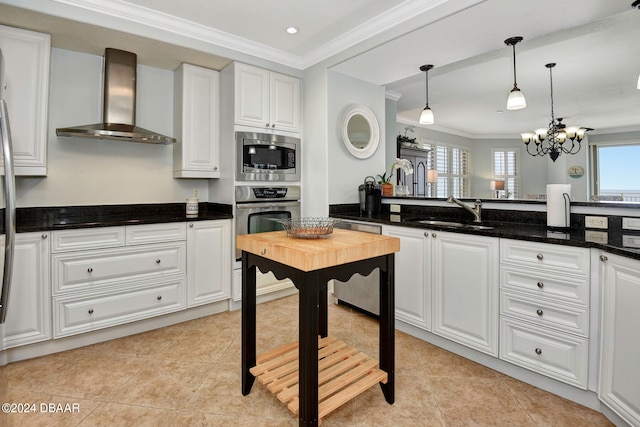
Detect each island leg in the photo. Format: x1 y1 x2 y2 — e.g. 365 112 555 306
297 272 320 425
241 252 257 396
379 254 395 404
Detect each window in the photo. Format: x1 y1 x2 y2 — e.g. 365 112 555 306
591 143 640 201
492 149 520 199
423 141 470 198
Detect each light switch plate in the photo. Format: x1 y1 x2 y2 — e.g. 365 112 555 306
622 217 640 230
585 216 608 229
585 230 608 244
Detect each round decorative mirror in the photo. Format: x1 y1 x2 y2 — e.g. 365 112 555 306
341 105 380 159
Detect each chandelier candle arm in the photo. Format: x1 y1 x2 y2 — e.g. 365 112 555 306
505 36 526 110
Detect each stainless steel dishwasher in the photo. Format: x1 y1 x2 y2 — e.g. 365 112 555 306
332 220 382 317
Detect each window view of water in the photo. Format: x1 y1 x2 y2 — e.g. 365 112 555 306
599 145 640 201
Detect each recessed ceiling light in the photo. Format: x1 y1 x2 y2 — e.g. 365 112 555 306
286 27 298 34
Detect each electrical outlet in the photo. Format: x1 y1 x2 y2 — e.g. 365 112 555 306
585 216 608 229
390 204 401 213
585 230 608 244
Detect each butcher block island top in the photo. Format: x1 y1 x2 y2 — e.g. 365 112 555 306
236 228 400 272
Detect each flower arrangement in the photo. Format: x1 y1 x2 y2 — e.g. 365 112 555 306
377 158 414 184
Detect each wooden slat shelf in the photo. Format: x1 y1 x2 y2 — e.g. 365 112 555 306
250 336 388 423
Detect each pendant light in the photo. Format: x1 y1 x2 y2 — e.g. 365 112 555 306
504 36 526 110
419 64 434 125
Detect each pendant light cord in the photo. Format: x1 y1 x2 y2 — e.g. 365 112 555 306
511 44 518 88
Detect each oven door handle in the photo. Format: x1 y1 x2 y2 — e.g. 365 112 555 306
235 201 300 209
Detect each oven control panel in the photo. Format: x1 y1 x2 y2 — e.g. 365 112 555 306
253 187 288 198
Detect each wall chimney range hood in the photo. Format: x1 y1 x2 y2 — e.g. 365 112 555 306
56 48 176 144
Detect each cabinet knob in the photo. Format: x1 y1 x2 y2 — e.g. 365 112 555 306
424 232 429 237
88 308 94 314
600 255 608 262
189 223 194 227
432 233 437 238
536 254 544 261
157 295 162 300
536 309 543 316
265 123 270 127
87 267 93 273
261 248 267 255
41 234 48 239
535 348 542 355
271 124 275 128
156 259 161 264
214 166 218 171
537 281 544 288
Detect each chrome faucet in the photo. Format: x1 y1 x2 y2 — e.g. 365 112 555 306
447 196 483 223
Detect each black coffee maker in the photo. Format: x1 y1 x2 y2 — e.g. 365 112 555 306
358 176 382 215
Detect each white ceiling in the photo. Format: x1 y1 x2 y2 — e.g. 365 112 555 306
1 0 639 138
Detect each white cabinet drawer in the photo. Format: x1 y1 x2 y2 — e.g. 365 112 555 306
500 291 588 337
500 316 588 389
500 239 589 276
501 265 589 305
125 222 186 245
52 242 186 294
53 277 186 338
51 227 126 252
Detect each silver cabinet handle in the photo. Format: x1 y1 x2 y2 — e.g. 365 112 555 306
214 166 218 171
157 295 162 300
261 248 267 255
42 234 48 239
536 254 544 260
265 123 270 127
424 232 429 237
271 124 275 128
88 308 94 314
432 233 437 238
156 259 161 264
87 267 93 273
537 281 544 288
189 223 194 227
600 255 608 262
536 309 543 316
535 348 542 355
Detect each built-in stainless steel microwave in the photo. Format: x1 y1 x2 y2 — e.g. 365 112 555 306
236 132 300 181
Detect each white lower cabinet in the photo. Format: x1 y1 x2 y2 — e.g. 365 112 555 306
383 225 499 355
186 220 231 307
51 222 189 338
431 231 499 356
499 239 590 389
383 225 430 330
598 252 640 426
2 232 51 348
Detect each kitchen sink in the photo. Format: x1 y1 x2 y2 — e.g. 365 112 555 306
414 219 495 230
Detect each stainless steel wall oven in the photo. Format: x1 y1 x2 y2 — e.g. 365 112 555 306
235 185 300 259
236 131 300 182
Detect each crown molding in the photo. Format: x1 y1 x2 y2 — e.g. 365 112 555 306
44 0 470 71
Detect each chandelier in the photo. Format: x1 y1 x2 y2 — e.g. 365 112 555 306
519 63 592 162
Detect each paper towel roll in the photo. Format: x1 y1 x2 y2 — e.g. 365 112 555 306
547 184 571 228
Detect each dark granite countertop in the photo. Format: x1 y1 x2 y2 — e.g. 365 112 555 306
6 203 233 233
330 205 640 261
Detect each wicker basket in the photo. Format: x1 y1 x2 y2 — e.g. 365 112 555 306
275 217 341 239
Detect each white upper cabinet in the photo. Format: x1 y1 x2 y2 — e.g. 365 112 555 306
173 63 220 178
0 25 50 176
234 63 300 133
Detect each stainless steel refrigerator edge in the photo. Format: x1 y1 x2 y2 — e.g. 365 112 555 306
0 47 18 353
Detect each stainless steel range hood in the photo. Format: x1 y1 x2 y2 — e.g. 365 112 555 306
56 48 176 144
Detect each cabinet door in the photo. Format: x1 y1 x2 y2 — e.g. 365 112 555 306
173 63 220 178
432 231 499 356
234 63 270 128
599 252 640 426
270 72 300 132
3 232 51 348
383 225 430 330
0 25 50 176
186 220 231 307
